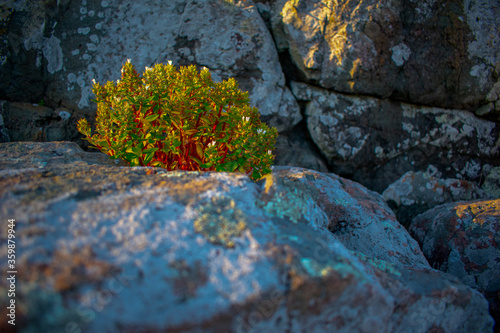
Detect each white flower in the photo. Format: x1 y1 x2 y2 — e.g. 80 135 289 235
168 60 172 65
126 58 131 63
257 129 266 134
145 85 150 90
145 66 152 71
202 66 208 71
91 78 96 85
242 116 250 122
117 79 120 84
207 141 216 148
267 150 272 155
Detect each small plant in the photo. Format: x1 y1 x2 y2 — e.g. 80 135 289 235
77 59 277 180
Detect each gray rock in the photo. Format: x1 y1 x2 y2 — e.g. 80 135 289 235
267 0 500 109
409 199 500 330
1 0 301 133
383 170 492 228
291 81 500 192
273 123 329 173
0 100 79 143
0 141 494 332
482 166 500 198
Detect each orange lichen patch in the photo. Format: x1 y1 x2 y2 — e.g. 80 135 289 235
22 245 117 292
454 199 500 225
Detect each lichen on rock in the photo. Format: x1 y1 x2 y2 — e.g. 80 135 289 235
193 195 247 248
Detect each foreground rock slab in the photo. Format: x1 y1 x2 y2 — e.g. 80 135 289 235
0 142 493 332
409 199 500 330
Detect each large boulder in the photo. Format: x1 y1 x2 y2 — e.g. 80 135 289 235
0 0 301 133
409 199 500 331
382 170 492 228
266 0 500 110
0 141 494 332
291 81 500 192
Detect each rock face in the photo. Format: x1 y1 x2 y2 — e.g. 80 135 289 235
266 0 500 110
1 0 499 221
409 199 500 330
291 81 500 192
1 0 301 133
383 170 492 228
0 100 76 142
0 141 494 332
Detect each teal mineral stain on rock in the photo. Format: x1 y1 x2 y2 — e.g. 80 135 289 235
258 173 318 224
193 196 246 248
352 251 402 277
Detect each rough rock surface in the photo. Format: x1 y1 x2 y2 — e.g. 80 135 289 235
409 199 500 330
273 122 329 173
291 81 500 192
0 100 77 143
383 170 492 228
0 0 301 132
0 141 494 332
266 0 500 110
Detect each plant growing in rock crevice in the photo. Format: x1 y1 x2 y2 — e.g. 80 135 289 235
77 59 277 180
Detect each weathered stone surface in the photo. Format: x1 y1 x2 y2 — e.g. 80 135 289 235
383 170 492 228
0 100 80 143
409 199 500 330
0 0 301 133
482 166 500 199
0 141 494 332
273 122 329 173
291 81 500 192
267 0 500 110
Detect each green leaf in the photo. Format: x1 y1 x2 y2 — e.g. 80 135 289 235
143 147 159 154
200 162 213 168
143 152 156 165
144 114 160 122
172 139 182 148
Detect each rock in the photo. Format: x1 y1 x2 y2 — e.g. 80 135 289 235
483 166 500 199
291 81 500 192
273 122 329 173
0 108 10 143
1 0 301 133
383 170 491 228
267 0 500 109
409 199 500 331
0 141 494 332
0 100 80 143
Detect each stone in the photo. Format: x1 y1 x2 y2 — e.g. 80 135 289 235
383 170 491 228
0 141 494 332
482 166 500 199
409 199 500 330
1 0 301 133
273 122 329 173
291 81 500 192
0 100 79 143
0 110 10 143
267 0 500 109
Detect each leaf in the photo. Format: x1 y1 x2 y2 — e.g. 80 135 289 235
144 114 160 122
143 147 159 154
195 143 204 159
143 152 156 165
172 139 182 148
200 162 213 168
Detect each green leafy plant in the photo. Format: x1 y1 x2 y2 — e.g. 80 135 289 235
77 59 277 180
